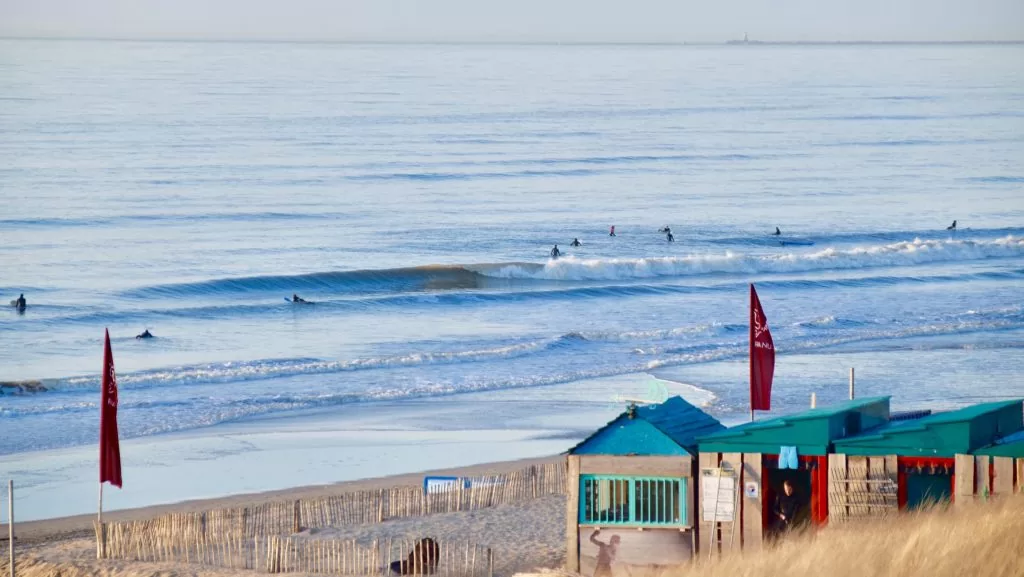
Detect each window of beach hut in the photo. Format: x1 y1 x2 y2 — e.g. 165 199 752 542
580 475 689 527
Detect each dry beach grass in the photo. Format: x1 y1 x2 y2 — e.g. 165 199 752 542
674 496 1024 577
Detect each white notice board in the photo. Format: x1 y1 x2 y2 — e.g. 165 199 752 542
700 469 736 523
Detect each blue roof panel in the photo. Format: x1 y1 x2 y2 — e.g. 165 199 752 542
568 395 724 456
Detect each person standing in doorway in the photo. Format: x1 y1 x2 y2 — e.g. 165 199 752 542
773 479 801 532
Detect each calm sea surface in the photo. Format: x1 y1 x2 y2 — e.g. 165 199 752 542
1 40 1023 455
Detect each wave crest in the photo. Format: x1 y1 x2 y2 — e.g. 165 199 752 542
482 236 1023 281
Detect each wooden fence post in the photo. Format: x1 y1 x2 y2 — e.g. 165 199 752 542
8 480 14 577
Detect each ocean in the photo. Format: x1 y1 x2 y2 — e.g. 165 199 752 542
1 39 1023 520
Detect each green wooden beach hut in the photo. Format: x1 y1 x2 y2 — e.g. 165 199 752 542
694 396 892 554
832 399 1024 516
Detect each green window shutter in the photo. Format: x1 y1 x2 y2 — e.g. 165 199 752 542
579 475 688 527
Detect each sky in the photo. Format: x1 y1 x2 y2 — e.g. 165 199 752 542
1 0 1022 43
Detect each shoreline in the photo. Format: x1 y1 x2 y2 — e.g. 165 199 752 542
5 454 563 544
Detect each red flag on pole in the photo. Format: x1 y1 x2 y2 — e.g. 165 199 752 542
750 284 775 413
100 328 122 488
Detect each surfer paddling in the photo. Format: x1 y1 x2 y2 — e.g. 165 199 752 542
570 238 582 247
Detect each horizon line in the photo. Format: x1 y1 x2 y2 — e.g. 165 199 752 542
2 35 1024 46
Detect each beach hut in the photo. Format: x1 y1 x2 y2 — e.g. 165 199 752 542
695 396 891 554
969 429 1024 499
564 396 725 577
832 399 1024 517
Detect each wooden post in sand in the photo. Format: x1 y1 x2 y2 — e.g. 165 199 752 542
7 480 13 577
849 367 855 400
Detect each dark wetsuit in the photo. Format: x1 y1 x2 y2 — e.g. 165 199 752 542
773 492 801 531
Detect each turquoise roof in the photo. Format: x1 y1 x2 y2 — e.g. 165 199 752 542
569 396 725 456
696 396 891 456
835 400 1023 457
974 430 1024 458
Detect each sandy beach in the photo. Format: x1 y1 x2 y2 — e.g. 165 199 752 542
4 455 567 577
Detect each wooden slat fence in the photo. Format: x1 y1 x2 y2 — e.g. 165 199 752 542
97 520 492 577
95 462 562 572
828 454 898 522
214 462 565 537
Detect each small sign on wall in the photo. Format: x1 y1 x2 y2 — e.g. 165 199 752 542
744 481 759 499
700 469 736 523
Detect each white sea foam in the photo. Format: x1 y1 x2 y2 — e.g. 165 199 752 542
479 236 1024 281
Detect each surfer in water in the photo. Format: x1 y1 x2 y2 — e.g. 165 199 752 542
136 329 154 339
570 238 582 247
12 293 26 310
659 226 674 242
292 294 307 303
774 227 781 236
947 220 957 231
609 225 616 237
550 245 561 259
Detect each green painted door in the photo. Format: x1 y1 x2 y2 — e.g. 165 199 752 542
906 473 952 510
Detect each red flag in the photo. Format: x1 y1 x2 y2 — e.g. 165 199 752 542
750 284 775 412
100 329 122 488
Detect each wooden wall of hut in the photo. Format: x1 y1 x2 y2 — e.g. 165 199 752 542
564 454 695 573
697 452 763 558
954 454 1024 504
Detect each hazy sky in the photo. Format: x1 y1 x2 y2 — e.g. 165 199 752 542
1 0 1022 43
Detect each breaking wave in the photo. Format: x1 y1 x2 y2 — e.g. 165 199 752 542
118 236 1024 300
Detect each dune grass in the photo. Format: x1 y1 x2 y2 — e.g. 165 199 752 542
676 496 1024 577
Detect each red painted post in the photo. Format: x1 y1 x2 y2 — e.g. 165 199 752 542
897 466 908 509
816 456 829 525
